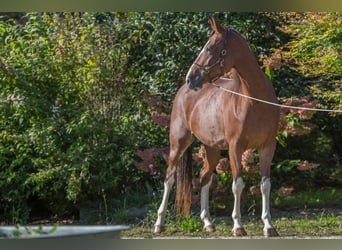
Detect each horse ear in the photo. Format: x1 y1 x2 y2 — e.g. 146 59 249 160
208 17 225 34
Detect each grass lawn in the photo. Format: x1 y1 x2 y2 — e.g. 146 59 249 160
122 211 342 238
121 188 342 238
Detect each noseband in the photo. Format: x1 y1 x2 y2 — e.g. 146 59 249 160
193 28 231 82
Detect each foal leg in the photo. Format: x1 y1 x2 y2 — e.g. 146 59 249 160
259 141 279 237
199 146 220 232
230 142 248 236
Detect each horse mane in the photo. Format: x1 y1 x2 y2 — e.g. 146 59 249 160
229 29 258 60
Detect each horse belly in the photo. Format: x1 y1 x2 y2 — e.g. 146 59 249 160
189 106 229 150
196 130 229 149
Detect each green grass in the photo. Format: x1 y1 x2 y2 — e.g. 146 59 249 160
121 188 342 238
122 212 342 238
273 188 342 209
274 212 342 237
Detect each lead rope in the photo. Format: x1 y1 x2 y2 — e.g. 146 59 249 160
210 81 342 113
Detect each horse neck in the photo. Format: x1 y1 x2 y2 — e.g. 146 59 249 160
229 31 268 96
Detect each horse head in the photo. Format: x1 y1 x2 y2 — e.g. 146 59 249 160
186 17 233 90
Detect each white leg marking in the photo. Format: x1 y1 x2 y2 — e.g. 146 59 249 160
232 177 245 231
154 169 175 232
200 177 213 229
260 178 274 231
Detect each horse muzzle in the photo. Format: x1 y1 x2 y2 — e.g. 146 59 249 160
186 70 203 91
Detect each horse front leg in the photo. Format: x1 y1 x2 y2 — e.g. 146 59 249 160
259 142 279 237
231 177 248 236
230 142 248 236
260 177 278 236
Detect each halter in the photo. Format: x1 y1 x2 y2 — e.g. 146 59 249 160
193 28 232 83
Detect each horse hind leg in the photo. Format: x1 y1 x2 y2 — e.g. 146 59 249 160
259 141 279 237
154 134 193 233
199 146 220 232
154 165 176 233
154 150 182 233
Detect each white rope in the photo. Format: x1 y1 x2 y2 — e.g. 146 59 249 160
211 82 342 113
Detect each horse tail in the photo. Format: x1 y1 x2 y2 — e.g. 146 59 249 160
175 144 193 217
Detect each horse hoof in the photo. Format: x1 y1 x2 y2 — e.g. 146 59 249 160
204 224 216 233
232 227 248 236
154 225 166 233
264 228 279 237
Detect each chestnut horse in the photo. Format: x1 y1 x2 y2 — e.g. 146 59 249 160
154 17 280 237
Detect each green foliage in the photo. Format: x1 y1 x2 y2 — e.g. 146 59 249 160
287 13 341 77
0 12 149 222
274 188 342 209
176 215 203 233
271 13 341 192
